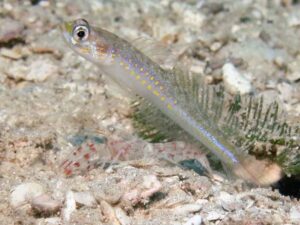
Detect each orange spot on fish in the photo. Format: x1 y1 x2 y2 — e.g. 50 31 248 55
88 143 96 152
64 168 73 176
74 162 80 167
95 43 109 53
84 153 90 160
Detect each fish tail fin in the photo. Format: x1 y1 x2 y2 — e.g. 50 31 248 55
233 156 283 186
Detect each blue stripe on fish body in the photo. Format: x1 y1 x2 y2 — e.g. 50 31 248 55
117 49 239 165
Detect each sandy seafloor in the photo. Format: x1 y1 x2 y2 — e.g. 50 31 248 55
0 0 300 224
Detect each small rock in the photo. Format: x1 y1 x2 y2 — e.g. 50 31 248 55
287 60 300 81
39 0 50 7
100 200 119 224
7 59 58 82
157 187 193 208
42 217 62 225
174 204 202 215
290 206 300 221
273 56 285 69
209 58 225 70
171 2 205 28
217 191 240 211
62 191 76 221
26 59 58 81
141 175 162 195
190 59 205 74
210 42 223 52
288 15 300 27
122 175 162 206
10 182 45 208
3 3 13 11
184 215 202 225
206 210 225 221
0 48 22 59
73 191 97 207
259 30 271 44
277 82 294 102
204 75 214 84
206 3 224 14
31 194 61 214
0 18 24 44
222 63 253 95
229 57 245 68
30 46 62 59
114 207 132 225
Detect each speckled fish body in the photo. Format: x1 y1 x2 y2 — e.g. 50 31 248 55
60 134 211 177
61 19 283 185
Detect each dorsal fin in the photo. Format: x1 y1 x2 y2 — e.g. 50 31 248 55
131 37 177 69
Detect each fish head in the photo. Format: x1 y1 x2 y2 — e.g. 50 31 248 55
61 19 114 65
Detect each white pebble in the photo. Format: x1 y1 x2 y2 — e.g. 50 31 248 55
10 182 45 208
115 207 132 225
62 191 76 221
288 15 300 27
222 63 253 95
171 2 205 28
217 191 239 211
43 217 62 225
31 194 61 213
73 191 97 207
218 191 234 202
290 206 300 221
206 211 225 221
142 175 161 190
174 204 202 215
210 42 223 52
184 215 202 225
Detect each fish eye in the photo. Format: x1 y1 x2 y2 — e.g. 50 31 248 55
73 25 89 42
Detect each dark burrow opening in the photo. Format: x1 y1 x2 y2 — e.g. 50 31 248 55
273 175 300 199
180 159 300 199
